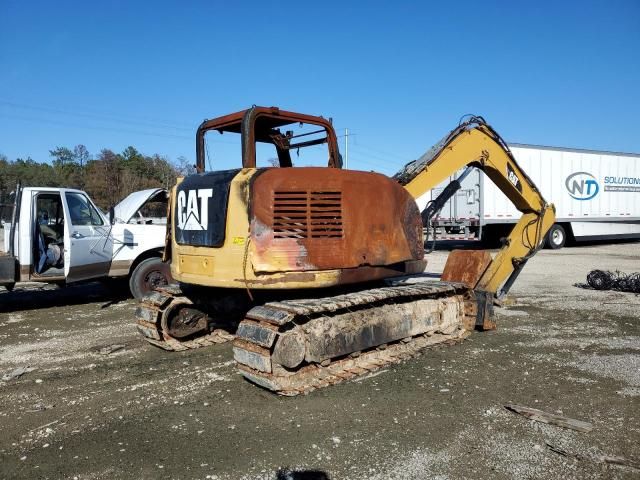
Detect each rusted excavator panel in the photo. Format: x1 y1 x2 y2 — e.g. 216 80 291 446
250 168 423 273
441 250 492 288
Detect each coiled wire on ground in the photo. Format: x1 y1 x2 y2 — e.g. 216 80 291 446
585 270 640 293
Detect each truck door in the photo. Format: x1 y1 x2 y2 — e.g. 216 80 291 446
62 191 114 283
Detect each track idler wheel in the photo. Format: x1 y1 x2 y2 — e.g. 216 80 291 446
271 329 306 369
161 298 209 339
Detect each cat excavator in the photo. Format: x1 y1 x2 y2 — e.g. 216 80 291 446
135 106 555 395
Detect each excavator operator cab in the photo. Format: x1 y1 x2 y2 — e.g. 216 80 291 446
195 106 343 172
169 105 425 292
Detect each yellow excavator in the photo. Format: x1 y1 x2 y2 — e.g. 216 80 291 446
136 106 555 395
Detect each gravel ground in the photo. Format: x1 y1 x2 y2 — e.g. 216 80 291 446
0 242 639 479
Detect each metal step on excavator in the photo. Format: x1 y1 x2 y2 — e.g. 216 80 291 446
135 106 555 395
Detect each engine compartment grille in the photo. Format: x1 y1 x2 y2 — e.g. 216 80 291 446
272 191 343 239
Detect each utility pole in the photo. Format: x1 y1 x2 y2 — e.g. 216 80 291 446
344 128 349 169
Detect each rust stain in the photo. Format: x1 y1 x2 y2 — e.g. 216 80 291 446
463 289 496 331
234 271 317 286
250 168 423 274
250 218 317 272
441 250 492 288
337 260 427 285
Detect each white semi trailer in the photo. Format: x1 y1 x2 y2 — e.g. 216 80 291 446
417 143 640 249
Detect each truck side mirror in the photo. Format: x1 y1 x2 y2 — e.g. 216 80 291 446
108 206 115 225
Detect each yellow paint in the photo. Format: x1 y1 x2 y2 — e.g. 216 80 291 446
179 255 214 275
402 126 556 294
171 169 253 287
170 169 347 289
477 206 555 293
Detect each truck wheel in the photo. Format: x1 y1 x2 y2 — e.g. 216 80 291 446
129 257 172 301
546 224 566 250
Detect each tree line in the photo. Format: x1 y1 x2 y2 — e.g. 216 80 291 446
0 145 196 212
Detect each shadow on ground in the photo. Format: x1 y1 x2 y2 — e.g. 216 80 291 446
276 469 331 480
0 281 130 312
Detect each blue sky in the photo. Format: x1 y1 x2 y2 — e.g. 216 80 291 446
1 1 638 175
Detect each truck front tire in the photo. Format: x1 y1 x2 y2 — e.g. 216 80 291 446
129 257 172 300
545 224 566 250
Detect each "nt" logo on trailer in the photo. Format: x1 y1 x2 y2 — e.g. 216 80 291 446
565 172 599 200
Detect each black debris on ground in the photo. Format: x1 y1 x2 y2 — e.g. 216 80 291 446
575 270 640 293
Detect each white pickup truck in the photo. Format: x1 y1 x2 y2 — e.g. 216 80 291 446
0 186 172 299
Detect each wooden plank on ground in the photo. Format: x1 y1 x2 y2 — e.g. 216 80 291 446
504 404 593 432
546 443 640 471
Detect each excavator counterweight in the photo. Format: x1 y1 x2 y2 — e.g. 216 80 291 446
135 106 555 394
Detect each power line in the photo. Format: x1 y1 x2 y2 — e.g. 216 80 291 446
301 141 390 172
0 99 194 132
348 145 408 167
0 112 194 140
344 150 396 173
0 109 409 175
356 135 408 157
352 135 413 163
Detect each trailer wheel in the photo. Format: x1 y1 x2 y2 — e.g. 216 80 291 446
546 224 566 250
129 257 172 301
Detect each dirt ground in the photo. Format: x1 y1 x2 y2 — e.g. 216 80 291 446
0 242 639 479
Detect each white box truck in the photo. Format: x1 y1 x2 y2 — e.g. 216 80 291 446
0 186 172 298
417 144 640 249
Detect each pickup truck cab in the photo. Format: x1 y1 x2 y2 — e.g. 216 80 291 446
0 186 171 299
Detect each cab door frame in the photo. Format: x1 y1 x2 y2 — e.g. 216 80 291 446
29 189 66 281
61 189 114 283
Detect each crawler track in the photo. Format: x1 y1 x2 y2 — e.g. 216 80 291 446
233 281 475 395
237 327 469 396
135 284 235 352
136 281 480 394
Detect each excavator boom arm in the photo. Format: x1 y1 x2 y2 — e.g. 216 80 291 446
395 117 556 296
